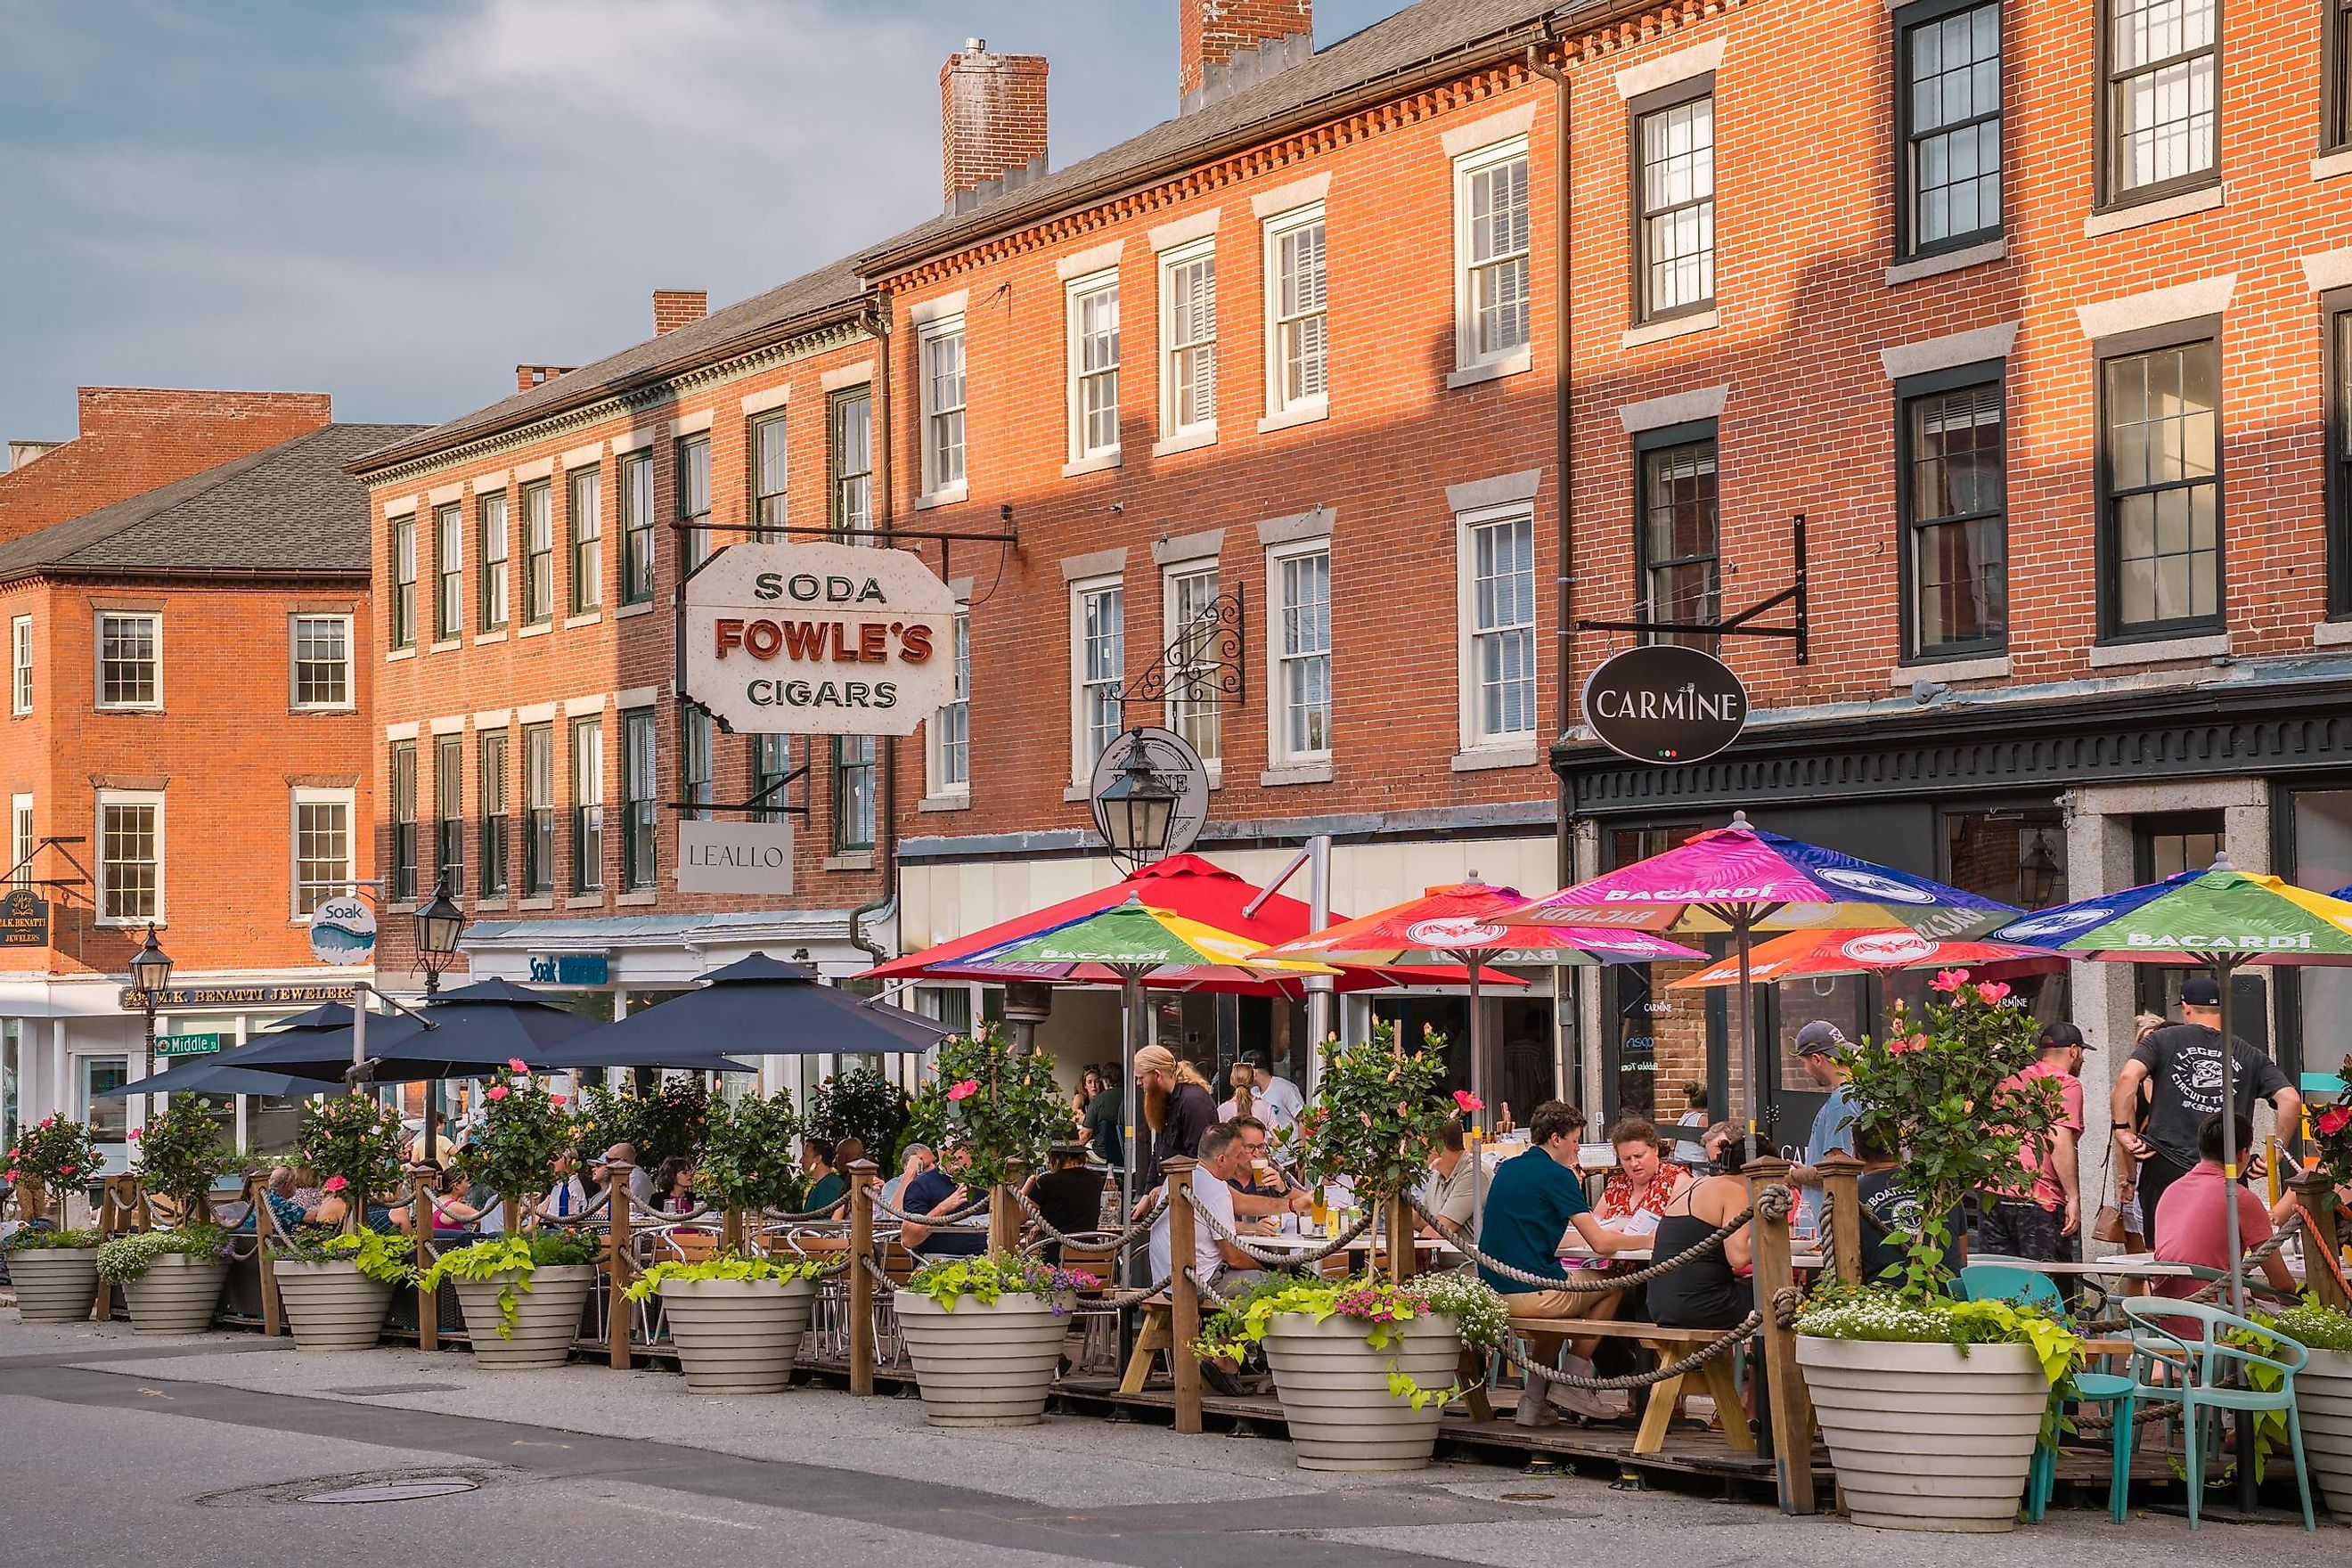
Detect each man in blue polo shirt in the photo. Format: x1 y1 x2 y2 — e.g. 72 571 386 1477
1480 1099 1642 1426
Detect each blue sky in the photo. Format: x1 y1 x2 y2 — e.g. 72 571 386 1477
0 1 1415 451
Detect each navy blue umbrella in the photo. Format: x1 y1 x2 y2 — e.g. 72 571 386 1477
100 1059 318 1100
568 953 949 1064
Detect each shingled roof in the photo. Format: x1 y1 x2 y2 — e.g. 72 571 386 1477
0 422 422 583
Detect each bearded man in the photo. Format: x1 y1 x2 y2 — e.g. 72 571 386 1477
1132 1042 1218 1218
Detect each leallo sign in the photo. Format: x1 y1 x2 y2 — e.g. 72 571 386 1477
1580 644 1749 764
683 541 957 736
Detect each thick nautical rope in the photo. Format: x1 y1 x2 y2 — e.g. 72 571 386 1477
1065 1276 1174 1314
1407 1188 1767 1292
1505 1309 1766 1391
1011 1181 1167 1251
1194 1201 1373 1267
867 1188 991 1229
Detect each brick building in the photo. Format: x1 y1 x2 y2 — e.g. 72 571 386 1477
0 411 413 1169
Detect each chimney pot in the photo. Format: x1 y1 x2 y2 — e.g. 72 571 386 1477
1180 0 1312 114
653 290 708 335
939 42 1049 214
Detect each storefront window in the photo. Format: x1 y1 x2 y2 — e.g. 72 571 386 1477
2134 811 2225 1020
0 1018 19 1155
2290 789 2352 1078
1942 804 2070 1027
80 1057 128 1155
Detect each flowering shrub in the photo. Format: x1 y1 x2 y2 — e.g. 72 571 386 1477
1288 1019 1459 1199
457 1066 575 1206
295 1094 406 1202
902 1250 1091 1311
912 1026 1068 1188
134 1095 231 1216
6 1115 99 1206
95 1223 230 1283
697 1090 804 1213
2258 1298 2352 1356
2308 1056 2352 1189
573 1074 707 1171
1193 1270 1503 1409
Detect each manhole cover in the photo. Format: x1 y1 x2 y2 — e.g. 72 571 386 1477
301 1477 479 1505
1499 1491 1558 1501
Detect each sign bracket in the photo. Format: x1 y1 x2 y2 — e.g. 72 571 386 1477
1118 584 1247 710
666 761 811 820
1577 514 1810 665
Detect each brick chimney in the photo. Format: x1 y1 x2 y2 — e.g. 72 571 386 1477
939 38 1049 216
653 290 708 335
515 364 576 393
1180 0 1312 115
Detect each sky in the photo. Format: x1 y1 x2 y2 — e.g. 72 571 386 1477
0 0 1417 452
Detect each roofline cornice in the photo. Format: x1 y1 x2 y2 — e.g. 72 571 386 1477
0 566 370 591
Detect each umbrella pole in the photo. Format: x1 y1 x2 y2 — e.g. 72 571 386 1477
1733 911 1760 1139
1468 950 1489 1243
2213 954 2258 1516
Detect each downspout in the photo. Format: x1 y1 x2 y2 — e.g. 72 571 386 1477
849 293 898 969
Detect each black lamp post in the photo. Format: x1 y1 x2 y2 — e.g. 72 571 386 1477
129 922 173 1132
1095 731 1180 871
412 878 467 997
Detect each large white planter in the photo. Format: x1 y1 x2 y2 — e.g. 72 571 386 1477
894 1290 1067 1426
659 1276 819 1393
1797 1334 2047 1532
275 1259 393 1352
1262 1311 1463 1471
452 1264 595 1369
2303 1346 2352 1516
121 1252 227 1335
8 1248 97 1324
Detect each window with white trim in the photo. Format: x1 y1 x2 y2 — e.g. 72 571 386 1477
677 434 712 571
1633 83 1716 322
291 788 353 918
433 502 462 639
1265 206 1328 417
1066 271 1122 461
1455 139 1531 368
832 735 876 853
10 615 29 715
619 451 655 603
572 715 603 893
523 721 554 895
919 317 968 498
623 708 657 889
521 479 554 625
96 789 160 923
478 491 510 632
390 512 417 649
1163 562 1221 764
1071 576 1125 780
1159 240 1218 440
10 794 31 888
95 611 159 710
930 608 970 796
289 614 352 710
568 466 601 614
1270 543 1332 763
1460 507 1538 747
751 413 788 532
681 704 713 821
388 739 417 902
829 390 874 540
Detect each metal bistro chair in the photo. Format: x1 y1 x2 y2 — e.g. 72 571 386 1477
1956 1262 2134 1523
2111 1297 2316 1531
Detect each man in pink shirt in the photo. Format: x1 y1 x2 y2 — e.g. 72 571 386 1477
1979 1023 2087 1263
2152 1113 2297 1301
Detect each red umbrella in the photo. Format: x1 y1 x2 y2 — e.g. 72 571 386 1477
1667 928 2065 990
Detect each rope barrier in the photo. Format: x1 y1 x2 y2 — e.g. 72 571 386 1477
867 1188 990 1230
1505 1310 1765 1392
1194 1202 1373 1268
1405 1188 1765 1293
1065 1277 1173 1314
1011 1183 1166 1252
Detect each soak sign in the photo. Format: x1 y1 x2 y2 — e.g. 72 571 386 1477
683 541 958 737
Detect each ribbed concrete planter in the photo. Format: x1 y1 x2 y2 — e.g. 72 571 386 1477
452 1264 594 1369
1262 1311 1462 1471
1797 1335 2046 1532
659 1276 819 1393
2303 1347 2352 1516
894 1290 1067 1427
8 1248 97 1323
275 1259 393 1352
122 1252 227 1335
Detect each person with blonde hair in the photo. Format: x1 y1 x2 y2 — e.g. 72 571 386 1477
1131 1043 1216 1215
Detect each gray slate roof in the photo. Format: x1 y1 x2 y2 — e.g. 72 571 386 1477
0 422 423 582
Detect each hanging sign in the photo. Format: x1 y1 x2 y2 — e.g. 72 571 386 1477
675 819 796 895
1580 644 1749 764
307 894 377 964
0 887 49 946
682 541 957 736
527 952 609 986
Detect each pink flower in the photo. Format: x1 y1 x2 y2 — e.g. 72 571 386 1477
130 1128 143 1140
2318 1106 2352 1136
1931 968 1970 992
1889 1034 1926 1056
1453 1090 1484 1113
59 1165 75 1176
1976 981 2011 1004
945 1079 979 1102
507 1058 528 1074
4 1170 17 1182
323 1175 347 1193
550 1094 567 1107
486 1084 509 1101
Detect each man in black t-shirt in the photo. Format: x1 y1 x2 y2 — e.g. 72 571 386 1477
1024 1143 1107 1265
1132 1043 1216 1216
2110 976 2300 1224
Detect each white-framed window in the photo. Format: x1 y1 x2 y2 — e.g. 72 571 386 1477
1163 560 1221 765
95 788 162 924
94 611 160 710
1264 204 1329 421
919 316 968 499
10 615 29 715
1066 270 1123 462
1455 137 1531 370
288 613 353 710
1270 542 1332 764
290 787 353 919
568 465 602 613
1635 86 1717 322
1070 576 1125 781
11 794 33 887
1458 505 1539 747
929 608 971 796
1159 239 1218 441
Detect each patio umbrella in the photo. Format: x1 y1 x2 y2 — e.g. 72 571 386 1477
1668 928 2066 990
571 953 946 1064
1501 812 2020 1135
102 1060 319 1100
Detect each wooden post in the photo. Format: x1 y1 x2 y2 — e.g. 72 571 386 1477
411 1165 438 1352
248 1171 283 1338
847 1159 877 1396
989 1165 1024 1257
1166 1156 1203 1434
1816 1152 1865 1287
2293 1170 2347 1311
605 1164 634 1368
1384 1188 1416 1284
1744 1156 1817 1516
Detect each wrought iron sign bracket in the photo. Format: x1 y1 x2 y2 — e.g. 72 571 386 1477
666 762 810 820
1118 584 1247 710
1578 513 1810 665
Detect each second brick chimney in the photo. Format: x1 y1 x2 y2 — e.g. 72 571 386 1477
1180 0 1312 114
653 290 708 335
939 38 1049 216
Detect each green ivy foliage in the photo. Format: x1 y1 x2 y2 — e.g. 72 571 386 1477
278 1226 416 1286
902 1251 1089 1311
621 1253 828 1304
421 1230 600 1338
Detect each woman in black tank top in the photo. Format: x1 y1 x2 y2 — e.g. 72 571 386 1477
1646 1127 1758 1331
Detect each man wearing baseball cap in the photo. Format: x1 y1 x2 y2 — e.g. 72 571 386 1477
1788 1019 1857 1232
1979 1023 2089 1264
2111 976 2301 1226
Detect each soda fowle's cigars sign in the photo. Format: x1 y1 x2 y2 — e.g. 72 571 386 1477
683 541 958 736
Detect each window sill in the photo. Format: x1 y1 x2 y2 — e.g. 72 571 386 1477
919 792 972 813
387 901 416 916
384 648 416 664
2315 148 2352 184
1257 403 1329 436
914 482 968 511
517 622 552 640
472 631 508 646
564 611 601 630
1260 761 1334 787
476 898 510 913
824 852 876 872
290 703 357 715
95 917 165 929
1061 451 1123 479
1446 347 1533 389
2313 619 2352 648
1063 783 1094 804
1887 654 2010 686
1885 237 2006 287
94 703 162 715
615 600 657 621
564 894 605 910
429 640 461 655
1150 426 1220 459
2084 183 2224 237
616 889 659 906
517 896 555 911
1622 308 1719 349
1450 743 1540 772
2086 631 2230 668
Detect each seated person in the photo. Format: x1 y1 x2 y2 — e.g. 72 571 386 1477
1593 1118 1691 1233
800 1139 847 1219
1146 1123 1276 1393
538 1150 591 1221
237 1166 313 1235
1855 1126 1964 1284
898 1147 984 1257
1024 1141 1107 1265
653 1156 698 1215
2152 1112 2298 1302
1419 1123 1476 1237
1224 1115 1311 1222
1648 1123 1759 1330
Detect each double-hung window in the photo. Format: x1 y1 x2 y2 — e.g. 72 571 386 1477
1271 543 1332 764
433 502 462 640
1632 80 1716 323
929 610 970 796
751 412 789 532
1163 562 1221 765
832 736 876 853
95 611 159 710
919 318 968 498
433 735 463 895
2098 0 2218 206
292 788 353 919
2331 0 2352 152
571 716 603 893
520 480 553 625
290 614 352 710
390 512 417 650
1066 272 1122 464
622 709 657 888
11 615 31 715
523 722 554 895
478 490 510 632
1456 139 1531 371
1636 423 1721 651
2331 293 2352 616
96 790 161 924
681 705 713 821
677 434 711 572
568 466 601 614
388 740 418 903
1072 577 1125 779
1461 508 1537 748
1896 0 2003 257
1159 241 1218 442
619 450 655 604
2099 323 2222 636
829 390 873 540
751 732 793 823
11 796 31 888
1265 207 1328 420
478 729 510 898
1898 366 2008 657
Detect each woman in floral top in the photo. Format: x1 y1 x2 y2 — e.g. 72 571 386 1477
1595 1118 1692 1226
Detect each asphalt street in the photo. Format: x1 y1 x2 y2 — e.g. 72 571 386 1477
0 1317 2334 1567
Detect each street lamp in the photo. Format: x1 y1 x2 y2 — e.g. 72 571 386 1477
412 878 467 996
1095 731 1179 870
2018 830 2062 911
129 922 173 1135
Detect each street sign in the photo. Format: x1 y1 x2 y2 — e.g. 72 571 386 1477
675 818 795 894
1088 726 1210 862
682 541 958 736
0 886 49 946
155 1033 225 1059
1580 643 1749 764
307 894 377 964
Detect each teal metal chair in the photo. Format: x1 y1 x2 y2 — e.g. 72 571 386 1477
1956 1262 2133 1521
2112 1298 2315 1530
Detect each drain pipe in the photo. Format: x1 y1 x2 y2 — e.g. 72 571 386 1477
849 294 898 969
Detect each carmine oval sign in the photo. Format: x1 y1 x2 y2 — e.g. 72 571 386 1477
1580 644 1748 765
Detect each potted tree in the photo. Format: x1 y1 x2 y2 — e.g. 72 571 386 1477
893 1026 1079 1426
630 1091 823 1393
4 1115 101 1321
2286 1072 2352 1511
112 1095 233 1333
1793 971 2078 1533
274 1094 409 1351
